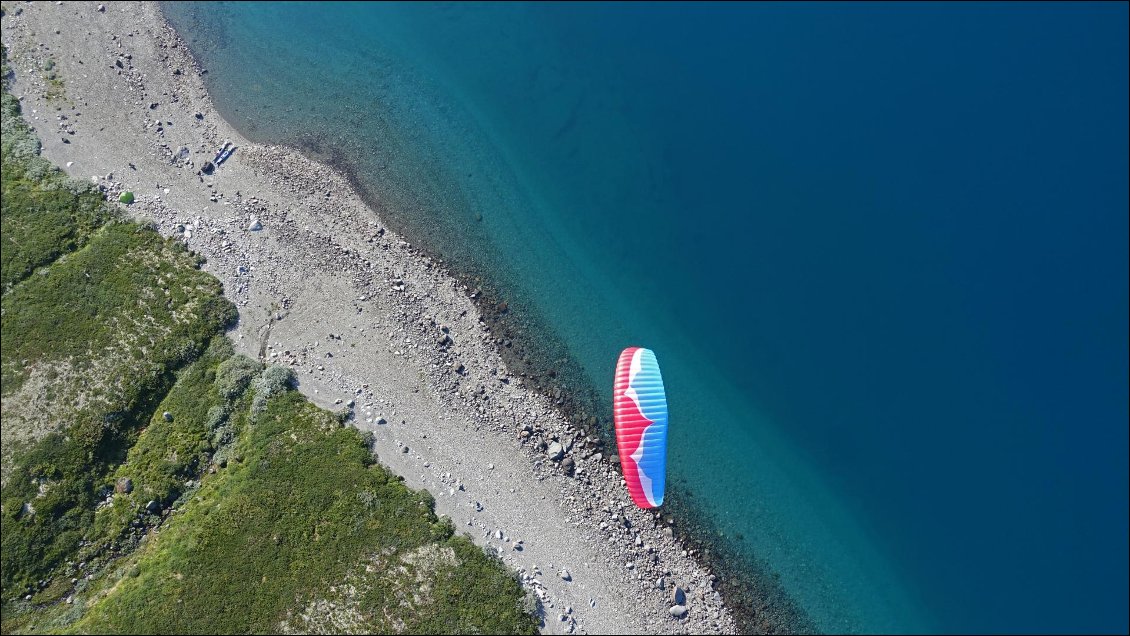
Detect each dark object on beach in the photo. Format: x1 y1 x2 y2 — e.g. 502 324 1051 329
201 161 214 175
212 141 232 164
216 144 237 166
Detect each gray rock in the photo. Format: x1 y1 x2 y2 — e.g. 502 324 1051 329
559 568 571 582
547 442 564 461
669 605 687 618
145 500 161 514
115 477 133 494
163 411 173 422
561 456 576 475
673 586 686 605
248 219 263 231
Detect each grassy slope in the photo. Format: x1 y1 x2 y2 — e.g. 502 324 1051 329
0 47 107 292
75 385 534 635
0 47 536 634
0 67 239 608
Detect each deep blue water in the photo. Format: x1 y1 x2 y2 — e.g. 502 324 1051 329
162 3 1129 633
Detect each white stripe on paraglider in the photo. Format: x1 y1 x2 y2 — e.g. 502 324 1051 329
625 347 644 415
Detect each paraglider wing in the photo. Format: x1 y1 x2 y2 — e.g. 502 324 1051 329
613 347 668 508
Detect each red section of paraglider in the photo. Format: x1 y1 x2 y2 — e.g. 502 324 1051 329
614 346 655 508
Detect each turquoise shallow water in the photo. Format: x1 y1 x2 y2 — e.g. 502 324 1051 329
163 3 1129 633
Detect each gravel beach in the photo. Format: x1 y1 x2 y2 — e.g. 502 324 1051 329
1 2 735 633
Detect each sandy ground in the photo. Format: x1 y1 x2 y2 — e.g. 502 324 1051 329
1 2 734 634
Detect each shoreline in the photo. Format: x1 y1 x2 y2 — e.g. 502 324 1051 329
2 2 796 633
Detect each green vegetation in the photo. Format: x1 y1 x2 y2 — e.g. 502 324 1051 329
0 220 235 393
42 56 65 104
1 56 235 606
1 90 110 290
0 47 536 634
74 388 534 634
118 191 133 205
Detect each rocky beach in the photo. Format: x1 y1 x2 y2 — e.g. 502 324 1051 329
1 2 736 633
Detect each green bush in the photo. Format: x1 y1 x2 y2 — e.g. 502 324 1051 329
215 354 260 399
250 365 295 414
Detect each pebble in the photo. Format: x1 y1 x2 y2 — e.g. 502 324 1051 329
669 605 687 618
547 441 564 461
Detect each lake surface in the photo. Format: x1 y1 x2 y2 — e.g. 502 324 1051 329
162 3 1129 632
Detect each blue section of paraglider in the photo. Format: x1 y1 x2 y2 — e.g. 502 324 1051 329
629 349 668 506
